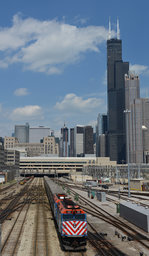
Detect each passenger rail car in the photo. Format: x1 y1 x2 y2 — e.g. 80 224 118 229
44 176 87 250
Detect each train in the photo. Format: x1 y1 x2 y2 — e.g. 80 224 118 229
44 176 87 250
19 176 34 185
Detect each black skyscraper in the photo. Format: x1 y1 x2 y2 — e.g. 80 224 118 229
84 126 94 154
107 20 129 163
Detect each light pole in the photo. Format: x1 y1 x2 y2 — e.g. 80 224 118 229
124 109 131 198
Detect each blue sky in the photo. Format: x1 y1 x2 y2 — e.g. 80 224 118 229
0 0 149 137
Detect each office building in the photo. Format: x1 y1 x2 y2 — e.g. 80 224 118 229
70 128 74 157
74 125 84 157
141 98 149 163
130 99 143 163
125 73 149 163
71 125 95 157
125 74 142 163
14 123 29 143
99 134 107 157
43 136 59 155
29 126 51 143
0 143 5 169
0 137 4 146
4 137 19 149
125 73 140 108
0 141 20 171
84 126 94 154
96 114 108 157
59 124 69 157
107 19 129 163
4 136 59 157
5 149 20 169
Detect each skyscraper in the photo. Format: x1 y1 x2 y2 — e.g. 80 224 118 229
125 74 142 163
74 125 84 157
96 114 107 157
107 19 129 163
60 124 69 157
70 128 74 157
142 98 149 162
29 126 51 143
14 123 29 143
84 126 94 154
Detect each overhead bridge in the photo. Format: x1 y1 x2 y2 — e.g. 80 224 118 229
19 156 97 176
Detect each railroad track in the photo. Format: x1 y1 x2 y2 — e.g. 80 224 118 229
75 191 149 251
1 192 32 256
57 180 149 255
88 223 126 256
57 180 149 207
0 178 37 255
0 178 34 212
0 182 17 193
0 184 30 223
107 190 149 201
32 178 50 256
106 194 149 208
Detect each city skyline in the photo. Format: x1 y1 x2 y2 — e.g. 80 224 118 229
0 0 149 137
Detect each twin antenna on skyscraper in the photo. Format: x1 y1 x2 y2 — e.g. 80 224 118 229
108 17 120 40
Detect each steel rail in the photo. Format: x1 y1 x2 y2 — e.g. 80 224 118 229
1 189 32 255
57 181 149 252
33 178 49 256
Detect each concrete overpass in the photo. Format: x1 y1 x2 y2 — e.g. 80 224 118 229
19 156 116 177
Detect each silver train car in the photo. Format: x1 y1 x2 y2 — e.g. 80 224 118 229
44 176 87 250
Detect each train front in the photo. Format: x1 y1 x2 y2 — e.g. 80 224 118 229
61 199 87 250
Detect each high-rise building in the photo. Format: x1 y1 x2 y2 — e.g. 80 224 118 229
124 74 149 163
74 125 84 157
107 19 129 163
14 123 29 143
140 98 149 163
130 99 143 163
60 124 69 157
0 137 4 146
70 128 74 157
125 73 140 108
84 126 94 154
0 143 5 169
125 74 142 163
96 114 108 157
29 126 51 143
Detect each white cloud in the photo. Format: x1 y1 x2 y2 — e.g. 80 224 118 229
0 14 109 74
47 67 62 75
130 64 149 75
14 88 29 96
10 105 42 120
55 93 104 113
73 16 89 25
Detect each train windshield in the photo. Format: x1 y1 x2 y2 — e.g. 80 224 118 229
63 214 86 221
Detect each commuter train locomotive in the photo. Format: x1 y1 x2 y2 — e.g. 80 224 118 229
44 176 87 250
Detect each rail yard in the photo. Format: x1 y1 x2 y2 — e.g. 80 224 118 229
0 176 149 255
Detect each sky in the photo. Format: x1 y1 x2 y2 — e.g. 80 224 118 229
0 0 149 137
